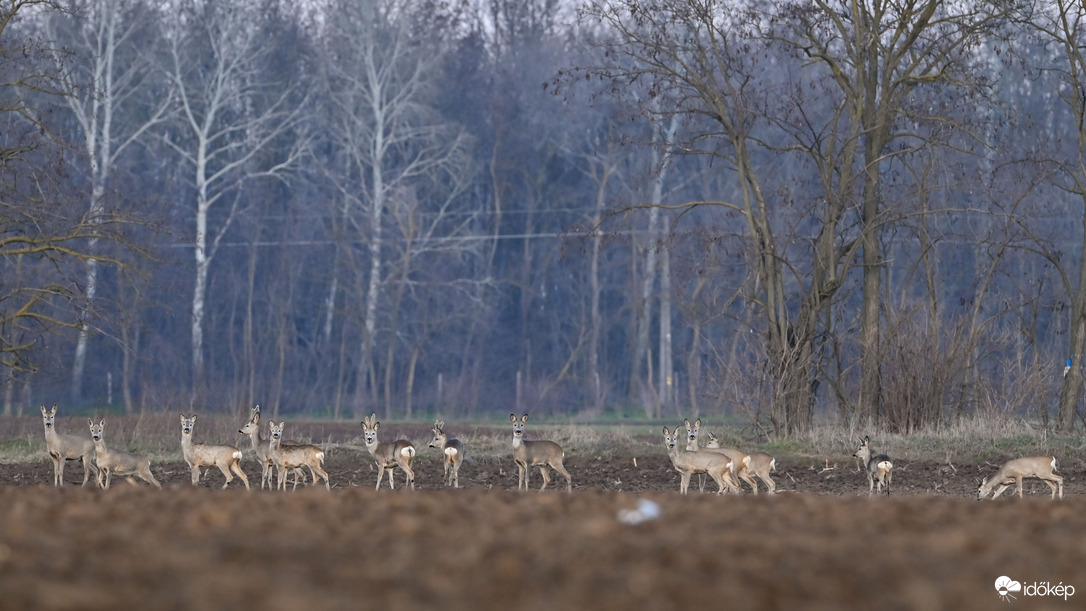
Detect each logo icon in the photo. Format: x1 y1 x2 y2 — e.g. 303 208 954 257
995 576 1022 602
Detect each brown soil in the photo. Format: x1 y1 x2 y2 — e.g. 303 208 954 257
3 422 1084 609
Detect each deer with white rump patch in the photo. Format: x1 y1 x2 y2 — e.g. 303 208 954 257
267 421 330 490
509 414 572 492
853 436 893 496
361 413 415 490
978 456 1063 500
88 419 161 489
684 419 747 493
40 404 98 486
180 414 249 490
238 406 307 489
428 420 464 488
705 431 777 494
663 426 735 494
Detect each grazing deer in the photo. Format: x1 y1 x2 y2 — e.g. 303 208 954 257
662 426 734 494
40 404 98 486
978 456 1063 500
685 419 750 493
428 420 464 488
361 413 415 491
509 414 572 492
706 431 777 494
88 420 161 490
238 406 306 490
179 414 249 490
853 436 893 496
267 421 330 491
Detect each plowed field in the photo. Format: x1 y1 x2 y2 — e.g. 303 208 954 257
1 419 1083 609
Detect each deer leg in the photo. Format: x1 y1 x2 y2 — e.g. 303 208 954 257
54 455 64 486
538 465 551 491
553 462 572 492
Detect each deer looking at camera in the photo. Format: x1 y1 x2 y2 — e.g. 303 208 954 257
238 406 307 489
267 421 330 491
40 404 98 486
88 419 160 490
509 414 572 492
662 426 735 495
179 414 249 490
361 413 415 491
684 419 748 492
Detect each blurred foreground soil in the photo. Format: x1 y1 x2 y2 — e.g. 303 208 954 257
1 452 1083 610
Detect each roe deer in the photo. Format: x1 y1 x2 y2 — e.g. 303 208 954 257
40 404 98 486
662 426 734 494
684 419 749 493
978 456 1063 500
428 420 464 488
510 414 572 492
238 406 306 489
361 413 415 491
180 414 249 490
88 420 161 489
267 421 330 491
706 431 777 494
853 436 893 496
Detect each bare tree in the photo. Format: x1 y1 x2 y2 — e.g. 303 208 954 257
1 0 141 389
1019 1 1086 431
318 0 481 418
160 0 307 401
770 0 1016 427
44 0 171 403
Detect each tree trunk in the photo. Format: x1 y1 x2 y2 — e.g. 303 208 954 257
658 216 673 416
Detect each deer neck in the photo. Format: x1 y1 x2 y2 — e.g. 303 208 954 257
246 427 265 453
181 432 195 456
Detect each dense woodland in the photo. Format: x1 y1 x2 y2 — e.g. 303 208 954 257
3 0 1086 437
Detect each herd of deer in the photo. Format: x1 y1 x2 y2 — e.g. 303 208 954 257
37 404 1067 500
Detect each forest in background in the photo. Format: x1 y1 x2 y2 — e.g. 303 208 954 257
3 0 1086 438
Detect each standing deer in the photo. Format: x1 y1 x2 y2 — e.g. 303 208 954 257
238 406 306 490
428 420 464 488
509 414 572 492
267 421 330 491
978 456 1063 500
361 413 415 491
88 420 161 489
853 436 893 496
685 419 749 493
179 414 249 490
662 426 734 494
40 404 98 486
706 431 777 494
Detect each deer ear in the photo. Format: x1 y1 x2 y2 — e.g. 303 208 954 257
521 414 529 422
